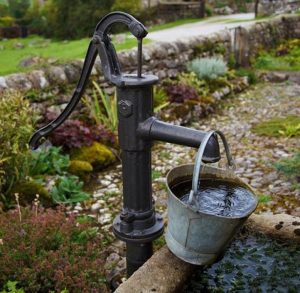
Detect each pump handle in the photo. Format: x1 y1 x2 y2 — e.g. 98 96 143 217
29 12 147 150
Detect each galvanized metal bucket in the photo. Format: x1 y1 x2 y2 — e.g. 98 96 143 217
165 130 258 265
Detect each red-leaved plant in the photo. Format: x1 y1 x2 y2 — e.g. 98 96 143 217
165 83 199 103
0 207 110 292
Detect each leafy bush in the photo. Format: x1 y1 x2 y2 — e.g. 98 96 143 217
176 72 209 96
235 68 258 85
0 16 14 27
165 83 199 103
112 0 141 15
0 207 109 292
50 175 90 204
187 58 228 80
275 153 300 190
48 119 116 151
0 91 36 201
84 82 118 134
1 281 24 293
29 147 70 176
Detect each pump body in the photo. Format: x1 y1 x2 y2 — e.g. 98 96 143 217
29 11 220 276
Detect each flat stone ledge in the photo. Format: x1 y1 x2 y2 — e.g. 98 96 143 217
247 213 300 243
115 246 195 293
115 213 300 293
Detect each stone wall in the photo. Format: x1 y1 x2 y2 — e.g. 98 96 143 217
0 15 300 93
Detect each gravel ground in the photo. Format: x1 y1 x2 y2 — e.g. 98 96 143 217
73 81 300 288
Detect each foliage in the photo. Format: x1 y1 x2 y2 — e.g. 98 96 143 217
7 0 30 21
176 72 209 96
50 176 90 204
68 160 93 178
70 142 116 171
0 207 109 292
41 0 114 39
1 281 24 293
275 153 300 190
258 194 272 203
165 83 199 103
29 147 70 177
112 0 141 15
235 68 258 85
0 91 35 200
0 15 13 27
252 116 300 138
48 118 116 151
84 82 118 134
187 57 228 80
254 39 300 71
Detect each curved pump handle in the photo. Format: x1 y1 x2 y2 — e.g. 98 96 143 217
29 12 148 150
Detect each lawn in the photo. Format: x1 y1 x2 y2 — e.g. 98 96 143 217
0 18 201 76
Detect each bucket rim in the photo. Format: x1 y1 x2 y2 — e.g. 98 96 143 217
166 164 258 220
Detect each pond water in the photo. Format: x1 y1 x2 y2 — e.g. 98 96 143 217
183 233 300 292
171 179 257 217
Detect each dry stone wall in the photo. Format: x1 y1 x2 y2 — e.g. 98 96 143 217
0 15 300 93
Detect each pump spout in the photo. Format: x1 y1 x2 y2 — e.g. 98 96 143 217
138 117 221 163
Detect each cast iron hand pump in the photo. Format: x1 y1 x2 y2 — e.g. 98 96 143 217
29 12 221 276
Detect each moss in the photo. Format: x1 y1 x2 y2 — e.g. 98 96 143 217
71 142 116 171
68 160 93 180
252 116 300 138
11 181 52 206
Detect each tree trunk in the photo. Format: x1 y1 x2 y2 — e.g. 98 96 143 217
254 0 260 18
199 0 205 18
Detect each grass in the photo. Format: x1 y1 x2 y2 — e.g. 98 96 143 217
0 17 202 76
0 35 150 76
252 116 300 138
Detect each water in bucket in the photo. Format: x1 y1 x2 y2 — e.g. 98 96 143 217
172 179 257 217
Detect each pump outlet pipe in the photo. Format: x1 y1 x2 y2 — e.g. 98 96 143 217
29 11 221 277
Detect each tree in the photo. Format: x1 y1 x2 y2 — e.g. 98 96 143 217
254 0 259 18
199 0 206 18
7 0 30 20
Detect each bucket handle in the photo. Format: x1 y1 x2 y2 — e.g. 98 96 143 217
188 130 236 204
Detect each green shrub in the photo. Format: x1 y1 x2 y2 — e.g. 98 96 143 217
50 175 90 204
0 91 36 201
177 72 209 96
235 68 258 85
187 58 228 80
0 207 109 292
275 153 300 190
112 0 141 15
1 281 24 293
84 82 118 134
153 86 169 109
0 16 14 27
29 147 70 176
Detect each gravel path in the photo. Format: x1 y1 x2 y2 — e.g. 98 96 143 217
74 81 300 287
85 81 300 223
148 13 257 42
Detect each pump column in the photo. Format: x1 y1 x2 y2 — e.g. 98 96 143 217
112 76 164 277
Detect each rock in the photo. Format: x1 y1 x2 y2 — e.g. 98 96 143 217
13 42 24 49
28 70 49 89
214 6 234 15
46 66 68 85
0 77 7 91
19 56 43 68
71 142 116 171
266 72 289 83
91 202 101 212
5 73 33 91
